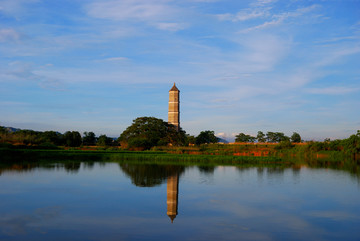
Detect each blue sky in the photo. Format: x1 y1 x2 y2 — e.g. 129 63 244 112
0 0 359 141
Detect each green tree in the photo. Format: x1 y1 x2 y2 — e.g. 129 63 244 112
266 132 289 143
63 131 82 147
97 134 113 146
266 132 276 143
342 130 360 157
118 117 187 150
195 130 218 145
83 131 96 146
256 131 266 143
235 133 255 143
186 135 196 145
290 132 301 143
40 131 62 145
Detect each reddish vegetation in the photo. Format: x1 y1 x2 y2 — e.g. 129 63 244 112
233 151 270 157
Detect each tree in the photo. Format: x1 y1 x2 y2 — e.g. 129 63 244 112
40 131 62 145
118 117 187 150
63 131 82 147
186 135 196 145
257 131 266 143
83 131 96 146
291 132 301 143
266 132 276 143
195 130 218 145
235 133 255 143
342 130 360 157
97 134 113 146
266 132 289 143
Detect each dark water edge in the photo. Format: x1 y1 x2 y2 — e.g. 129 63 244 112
0 148 286 164
1 148 360 180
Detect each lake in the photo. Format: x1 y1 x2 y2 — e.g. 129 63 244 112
0 161 359 240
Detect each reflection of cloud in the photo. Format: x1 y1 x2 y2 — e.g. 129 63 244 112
306 211 359 221
0 206 62 236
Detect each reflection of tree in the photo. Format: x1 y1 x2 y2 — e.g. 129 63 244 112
0 162 83 175
119 164 185 187
64 162 81 173
197 165 216 175
236 166 253 173
267 167 285 175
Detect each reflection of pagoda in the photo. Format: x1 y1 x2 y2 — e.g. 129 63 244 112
166 174 179 223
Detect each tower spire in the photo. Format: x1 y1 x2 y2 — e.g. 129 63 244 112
168 83 180 131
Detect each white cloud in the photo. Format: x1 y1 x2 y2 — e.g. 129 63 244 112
239 4 320 32
252 0 277 7
315 46 360 67
85 0 188 31
1 62 66 91
235 9 269 21
102 57 129 61
0 0 39 18
306 86 359 95
216 5 270 22
155 22 186 31
86 0 174 21
0 28 21 42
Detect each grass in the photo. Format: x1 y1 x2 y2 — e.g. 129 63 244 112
0 147 287 165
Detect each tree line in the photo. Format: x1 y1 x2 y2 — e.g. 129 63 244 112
1 118 359 156
0 126 116 147
235 131 301 143
0 117 219 149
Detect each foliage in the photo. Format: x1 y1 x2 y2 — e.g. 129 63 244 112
83 132 96 146
186 135 196 145
275 140 294 150
257 131 266 143
97 134 113 146
63 131 82 147
290 132 301 143
118 117 187 150
40 131 63 145
266 132 289 143
342 130 360 156
235 133 256 143
195 130 219 145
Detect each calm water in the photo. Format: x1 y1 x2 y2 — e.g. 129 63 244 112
0 162 359 241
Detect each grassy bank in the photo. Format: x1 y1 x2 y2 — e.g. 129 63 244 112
0 147 286 166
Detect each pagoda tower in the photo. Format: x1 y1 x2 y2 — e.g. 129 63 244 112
168 83 180 131
166 174 179 223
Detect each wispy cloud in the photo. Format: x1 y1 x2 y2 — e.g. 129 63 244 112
314 45 360 67
252 0 277 7
306 86 359 95
0 0 39 18
85 0 185 31
1 62 66 91
155 22 187 31
239 4 320 32
0 28 22 42
102 57 129 62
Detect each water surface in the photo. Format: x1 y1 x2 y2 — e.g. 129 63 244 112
0 162 359 240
